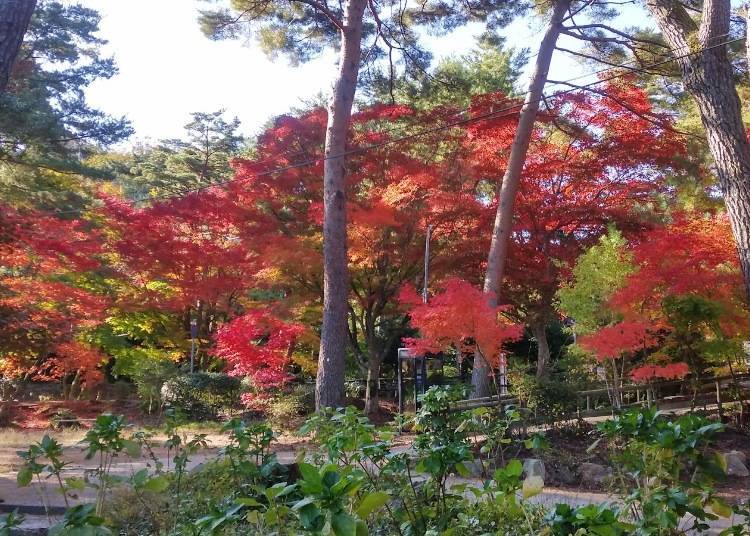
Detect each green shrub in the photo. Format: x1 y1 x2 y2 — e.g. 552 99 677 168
596 407 728 533
508 359 585 423
161 372 241 420
547 503 631 535
267 396 305 431
128 359 178 414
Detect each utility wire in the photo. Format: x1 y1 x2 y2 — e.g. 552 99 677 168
51 35 744 217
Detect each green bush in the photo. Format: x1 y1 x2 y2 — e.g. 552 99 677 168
12 399 750 536
161 372 241 420
127 359 178 414
265 386 310 431
508 358 587 423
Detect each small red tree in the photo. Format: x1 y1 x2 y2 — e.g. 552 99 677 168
34 342 107 399
213 310 306 397
399 278 522 384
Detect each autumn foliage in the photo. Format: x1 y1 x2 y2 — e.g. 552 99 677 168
579 213 749 381
399 278 522 368
0 84 745 405
0 204 108 381
214 310 305 389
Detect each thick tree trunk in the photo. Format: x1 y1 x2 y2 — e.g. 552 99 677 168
646 0 750 302
0 0 35 93
471 0 569 397
363 354 382 415
531 320 551 379
315 0 367 410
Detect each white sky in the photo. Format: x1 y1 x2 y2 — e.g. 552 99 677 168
77 0 651 144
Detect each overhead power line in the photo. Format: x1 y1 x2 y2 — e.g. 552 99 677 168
51 35 744 217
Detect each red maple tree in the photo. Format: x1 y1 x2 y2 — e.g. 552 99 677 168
0 204 108 384
399 278 523 370
580 212 749 382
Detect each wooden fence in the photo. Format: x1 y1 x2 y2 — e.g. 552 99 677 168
447 373 750 417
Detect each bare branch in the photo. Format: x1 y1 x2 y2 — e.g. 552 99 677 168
547 78 704 138
563 23 669 48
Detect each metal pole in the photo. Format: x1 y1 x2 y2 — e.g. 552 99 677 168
422 225 432 304
189 318 197 373
397 356 403 414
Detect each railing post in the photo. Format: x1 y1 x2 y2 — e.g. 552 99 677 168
716 379 723 418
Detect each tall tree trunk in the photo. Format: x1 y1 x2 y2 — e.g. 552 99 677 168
364 353 383 415
0 0 35 93
531 320 551 379
471 0 570 397
645 0 750 302
315 0 367 410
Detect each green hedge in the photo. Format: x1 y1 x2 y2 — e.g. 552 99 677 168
161 372 241 420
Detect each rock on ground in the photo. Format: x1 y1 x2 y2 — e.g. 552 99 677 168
722 451 750 477
578 462 612 486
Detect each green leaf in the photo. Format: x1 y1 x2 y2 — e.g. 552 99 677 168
123 439 141 458
332 512 358 536
716 451 728 475
236 497 261 507
143 476 170 493
505 459 523 477
292 497 316 511
356 491 389 518
455 461 471 478
591 525 616 536
710 498 733 518
298 463 321 485
355 519 368 536
17 467 32 487
522 475 544 498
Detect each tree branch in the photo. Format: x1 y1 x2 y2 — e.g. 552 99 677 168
295 0 344 30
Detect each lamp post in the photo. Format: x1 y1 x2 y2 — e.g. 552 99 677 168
189 318 198 373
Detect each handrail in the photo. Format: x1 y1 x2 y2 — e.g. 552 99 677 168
577 373 750 397
444 372 750 414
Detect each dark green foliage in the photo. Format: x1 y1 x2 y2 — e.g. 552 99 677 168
0 1 132 210
595 407 729 534
123 110 244 199
509 352 591 423
49 504 111 535
547 503 631 536
367 33 527 107
1 1 131 152
198 0 527 87
162 372 241 419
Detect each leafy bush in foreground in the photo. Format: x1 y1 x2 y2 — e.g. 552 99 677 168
5 390 748 535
